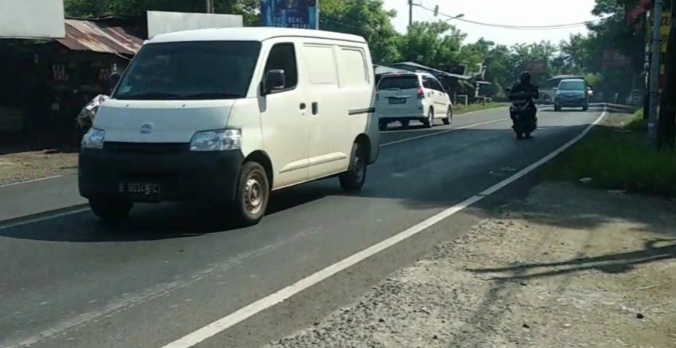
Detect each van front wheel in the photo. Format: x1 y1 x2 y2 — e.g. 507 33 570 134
233 161 270 226
339 142 367 192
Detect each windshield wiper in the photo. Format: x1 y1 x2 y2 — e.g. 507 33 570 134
115 92 181 100
178 92 242 100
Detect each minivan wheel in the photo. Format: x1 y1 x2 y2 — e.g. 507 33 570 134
442 106 453 125
233 161 270 226
339 142 367 192
424 108 434 128
89 197 133 223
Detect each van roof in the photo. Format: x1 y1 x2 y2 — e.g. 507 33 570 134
147 27 367 44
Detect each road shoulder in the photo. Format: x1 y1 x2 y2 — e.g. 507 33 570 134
266 182 676 348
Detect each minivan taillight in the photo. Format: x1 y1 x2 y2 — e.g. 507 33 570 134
417 88 424 99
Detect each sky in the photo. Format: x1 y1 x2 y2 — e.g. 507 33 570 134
382 0 600 46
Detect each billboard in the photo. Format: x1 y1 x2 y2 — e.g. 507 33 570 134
0 0 65 38
147 11 243 38
526 60 547 73
602 49 631 68
261 0 319 29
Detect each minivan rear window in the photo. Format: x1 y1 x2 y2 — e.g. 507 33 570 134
113 41 262 100
378 75 419 89
558 80 586 91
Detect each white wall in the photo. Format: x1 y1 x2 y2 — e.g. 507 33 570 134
0 0 65 38
147 11 243 38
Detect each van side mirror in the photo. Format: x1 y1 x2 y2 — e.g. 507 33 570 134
263 69 286 95
107 72 121 93
553 87 558 91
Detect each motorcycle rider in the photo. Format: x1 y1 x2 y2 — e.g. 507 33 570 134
509 71 539 127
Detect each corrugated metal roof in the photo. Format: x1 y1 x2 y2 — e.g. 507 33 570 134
56 19 143 55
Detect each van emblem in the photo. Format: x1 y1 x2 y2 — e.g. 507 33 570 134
140 123 153 134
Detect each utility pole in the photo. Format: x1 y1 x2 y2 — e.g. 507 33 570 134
647 0 664 146
408 0 413 27
206 0 214 13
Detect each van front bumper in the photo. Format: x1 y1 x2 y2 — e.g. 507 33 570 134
78 142 243 203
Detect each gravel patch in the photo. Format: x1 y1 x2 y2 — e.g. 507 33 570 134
266 182 676 348
0 150 77 186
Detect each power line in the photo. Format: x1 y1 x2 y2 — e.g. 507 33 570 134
419 5 602 30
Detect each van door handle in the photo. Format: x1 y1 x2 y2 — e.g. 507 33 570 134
312 102 318 115
300 103 306 109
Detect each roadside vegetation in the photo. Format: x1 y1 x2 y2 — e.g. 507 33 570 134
544 110 676 197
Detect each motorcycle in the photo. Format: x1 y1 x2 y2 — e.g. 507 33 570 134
507 89 537 139
75 72 121 135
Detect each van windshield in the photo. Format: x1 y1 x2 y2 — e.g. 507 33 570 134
378 75 419 89
113 41 262 100
558 80 586 91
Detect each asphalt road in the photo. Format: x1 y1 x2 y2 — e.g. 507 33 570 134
0 106 604 348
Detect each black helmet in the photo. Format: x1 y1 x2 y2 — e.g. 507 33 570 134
519 71 531 84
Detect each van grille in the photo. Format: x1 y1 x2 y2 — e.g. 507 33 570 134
104 142 187 155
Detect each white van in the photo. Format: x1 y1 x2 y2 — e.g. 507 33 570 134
78 27 379 225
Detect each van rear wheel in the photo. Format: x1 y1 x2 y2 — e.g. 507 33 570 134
423 108 434 128
233 161 270 226
339 142 367 192
442 107 453 125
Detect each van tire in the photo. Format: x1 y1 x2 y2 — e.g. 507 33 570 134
89 197 132 223
339 142 367 192
233 161 270 226
442 106 453 125
423 108 434 128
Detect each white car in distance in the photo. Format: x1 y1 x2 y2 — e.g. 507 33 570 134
375 71 453 130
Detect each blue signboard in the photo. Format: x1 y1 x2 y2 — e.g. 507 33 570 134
261 0 319 29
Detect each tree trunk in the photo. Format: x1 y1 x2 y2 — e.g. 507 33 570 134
657 4 676 150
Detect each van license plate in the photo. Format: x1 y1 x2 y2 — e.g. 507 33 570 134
119 183 160 196
389 97 406 104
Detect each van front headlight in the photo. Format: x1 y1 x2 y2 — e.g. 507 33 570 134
81 128 105 149
189 129 242 151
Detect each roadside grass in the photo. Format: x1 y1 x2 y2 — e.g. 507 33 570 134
543 110 676 197
455 102 505 114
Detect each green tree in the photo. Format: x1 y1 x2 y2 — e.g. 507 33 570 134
319 0 401 64
399 20 465 67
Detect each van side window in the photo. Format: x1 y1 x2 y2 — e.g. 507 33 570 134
431 78 444 92
264 43 298 91
422 76 433 89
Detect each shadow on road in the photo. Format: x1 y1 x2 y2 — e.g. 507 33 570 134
0 183 335 242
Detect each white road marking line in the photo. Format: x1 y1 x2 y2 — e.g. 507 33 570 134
382 106 507 134
160 108 607 348
0 175 63 188
381 118 509 147
0 207 90 231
